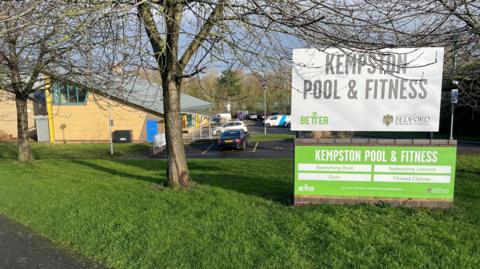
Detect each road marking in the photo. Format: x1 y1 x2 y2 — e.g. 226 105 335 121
202 143 215 155
252 141 259 152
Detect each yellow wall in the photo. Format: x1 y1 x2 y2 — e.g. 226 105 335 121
51 91 163 142
0 92 35 140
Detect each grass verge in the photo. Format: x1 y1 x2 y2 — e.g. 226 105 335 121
0 152 479 268
0 142 150 159
249 133 295 142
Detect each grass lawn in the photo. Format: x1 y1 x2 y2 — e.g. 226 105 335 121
0 142 151 159
0 144 479 268
249 133 295 142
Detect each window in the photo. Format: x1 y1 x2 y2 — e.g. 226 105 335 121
52 81 88 105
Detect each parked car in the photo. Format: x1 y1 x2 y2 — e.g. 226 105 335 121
218 129 249 150
236 111 249 121
247 113 258 120
263 114 291 127
212 120 248 135
211 113 232 124
257 113 266 121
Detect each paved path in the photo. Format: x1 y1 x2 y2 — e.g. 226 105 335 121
0 215 107 269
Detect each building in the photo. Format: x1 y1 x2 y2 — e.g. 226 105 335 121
0 74 211 143
0 91 35 140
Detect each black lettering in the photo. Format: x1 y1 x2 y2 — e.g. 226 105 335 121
398 54 407 74
367 55 376 74
379 79 388 99
400 79 407 99
418 79 428 99
357 54 366 74
366 79 374 99
333 80 340 99
408 80 418 99
336 55 344 75
389 79 398 99
345 53 356 74
324 80 332 98
326 55 335 74
313 80 322 98
304 80 312 99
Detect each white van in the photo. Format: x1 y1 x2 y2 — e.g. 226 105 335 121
263 114 291 127
211 113 232 124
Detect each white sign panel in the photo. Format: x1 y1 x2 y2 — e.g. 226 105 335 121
291 48 444 131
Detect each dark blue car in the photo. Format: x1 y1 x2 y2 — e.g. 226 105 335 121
218 130 248 150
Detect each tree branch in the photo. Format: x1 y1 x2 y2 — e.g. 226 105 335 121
178 0 225 68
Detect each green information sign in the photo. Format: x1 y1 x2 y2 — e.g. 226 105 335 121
294 145 457 200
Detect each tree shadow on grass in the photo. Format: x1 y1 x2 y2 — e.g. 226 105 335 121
0 142 17 159
112 159 294 204
456 169 480 175
70 158 293 204
71 159 162 184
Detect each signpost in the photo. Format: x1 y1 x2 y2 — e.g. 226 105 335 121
291 48 444 132
294 140 457 207
291 47 456 208
450 88 459 140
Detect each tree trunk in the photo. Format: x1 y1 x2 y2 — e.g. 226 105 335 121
138 0 223 187
162 78 190 187
15 94 33 161
162 3 190 187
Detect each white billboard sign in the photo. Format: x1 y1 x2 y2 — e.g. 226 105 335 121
291 48 444 131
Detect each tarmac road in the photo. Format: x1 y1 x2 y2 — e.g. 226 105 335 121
0 215 106 269
151 139 480 160
160 120 480 159
154 139 294 159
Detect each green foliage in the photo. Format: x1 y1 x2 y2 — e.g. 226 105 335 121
217 68 242 98
182 68 291 114
1 143 479 268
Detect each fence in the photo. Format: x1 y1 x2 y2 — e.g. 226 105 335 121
153 133 166 156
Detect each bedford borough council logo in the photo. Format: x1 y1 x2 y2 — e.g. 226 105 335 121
383 114 393 126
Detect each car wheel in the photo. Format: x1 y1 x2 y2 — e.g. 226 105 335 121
286 123 291 128
266 123 271 127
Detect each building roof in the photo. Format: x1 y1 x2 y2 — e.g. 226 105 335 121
45 70 211 115
105 77 211 115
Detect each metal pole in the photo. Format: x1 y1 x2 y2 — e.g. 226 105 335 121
263 82 267 135
208 118 211 139
449 103 454 140
108 94 114 155
192 115 195 143
200 117 203 140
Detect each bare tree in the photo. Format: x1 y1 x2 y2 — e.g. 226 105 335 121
133 0 324 187
0 1 106 161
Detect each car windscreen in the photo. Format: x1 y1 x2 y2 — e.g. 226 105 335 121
221 131 241 139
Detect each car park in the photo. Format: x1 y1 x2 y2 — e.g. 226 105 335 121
263 114 291 127
218 129 249 150
212 120 248 135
